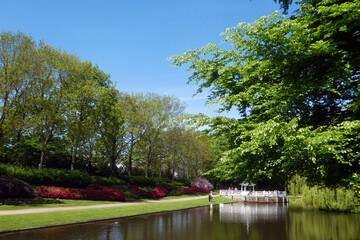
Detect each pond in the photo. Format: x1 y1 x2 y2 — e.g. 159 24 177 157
1 202 359 240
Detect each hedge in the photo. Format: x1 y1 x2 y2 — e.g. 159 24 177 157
0 164 125 187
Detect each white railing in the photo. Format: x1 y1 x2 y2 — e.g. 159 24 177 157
220 190 287 197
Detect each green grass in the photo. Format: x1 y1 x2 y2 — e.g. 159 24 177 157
288 196 360 213
0 199 119 210
0 197 235 233
157 192 209 200
0 193 210 210
288 196 304 208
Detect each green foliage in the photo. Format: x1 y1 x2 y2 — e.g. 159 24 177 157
302 186 358 212
0 31 212 181
0 164 124 188
286 174 307 196
274 0 293 12
170 0 360 192
122 175 171 187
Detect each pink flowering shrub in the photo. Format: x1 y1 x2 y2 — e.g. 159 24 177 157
36 185 125 201
128 186 168 199
190 178 214 190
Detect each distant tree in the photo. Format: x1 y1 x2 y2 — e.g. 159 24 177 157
141 93 185 177
161 125 214 179
63 61 104 170
95 87 125 176
118 92 147 176
28 45 71 170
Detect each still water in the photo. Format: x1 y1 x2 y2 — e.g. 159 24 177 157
1 202 359 240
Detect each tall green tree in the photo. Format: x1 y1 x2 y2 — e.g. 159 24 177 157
95 88 125 176
0 32 35 145
118 92 148 176
170 0 360 188
141 93 185 177
28 45 67 169
63 61 102 170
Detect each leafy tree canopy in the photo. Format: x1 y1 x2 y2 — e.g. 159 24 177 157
170 0 360 189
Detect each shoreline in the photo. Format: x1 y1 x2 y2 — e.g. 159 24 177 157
0 196 235 234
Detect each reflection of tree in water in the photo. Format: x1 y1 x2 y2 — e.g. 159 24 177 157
2 204 359 240
288 209 360 240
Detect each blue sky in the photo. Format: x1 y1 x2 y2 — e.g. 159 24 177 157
1 0 286 118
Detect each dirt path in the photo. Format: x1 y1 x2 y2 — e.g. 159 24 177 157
0 195 212 216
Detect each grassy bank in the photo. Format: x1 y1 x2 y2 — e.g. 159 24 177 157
0 193 210 211
288 196 360 214
0 196 235 233
288 196 304 208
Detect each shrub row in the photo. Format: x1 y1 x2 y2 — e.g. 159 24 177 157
128 186 168 198
36 184 125 201
0 164 125 187
179 186 210 193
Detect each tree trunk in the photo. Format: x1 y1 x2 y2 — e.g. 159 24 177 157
145 144 152 177
71 140 78 170
38 134 51 170
38 143 46 170
110 156 117 177
128 141 134 176
128 145 133 176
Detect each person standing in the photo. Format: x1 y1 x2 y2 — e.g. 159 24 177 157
208 191 213 202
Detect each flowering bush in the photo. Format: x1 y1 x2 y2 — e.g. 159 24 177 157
153 187 168 198
189 186 211 193
179 186 210 193
128 186 168 199
190 178 214 190
36 185 125 201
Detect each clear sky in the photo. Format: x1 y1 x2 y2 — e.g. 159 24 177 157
1 0 286 118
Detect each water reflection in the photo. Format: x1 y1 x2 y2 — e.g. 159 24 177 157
1 202 359 240
219 202 288 223
288 208 360 240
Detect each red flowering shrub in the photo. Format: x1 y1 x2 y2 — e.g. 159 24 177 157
128 186 168 199
153 187 168 198
178 187 196 194
179 186 210 193
36 185 125 201
189 186 210 193
36 186 82 199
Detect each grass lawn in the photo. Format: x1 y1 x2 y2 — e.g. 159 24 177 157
0 193 210 211
0 196 235 233
0 199 119 210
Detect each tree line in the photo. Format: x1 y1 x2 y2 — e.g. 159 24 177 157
0 31 213 179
